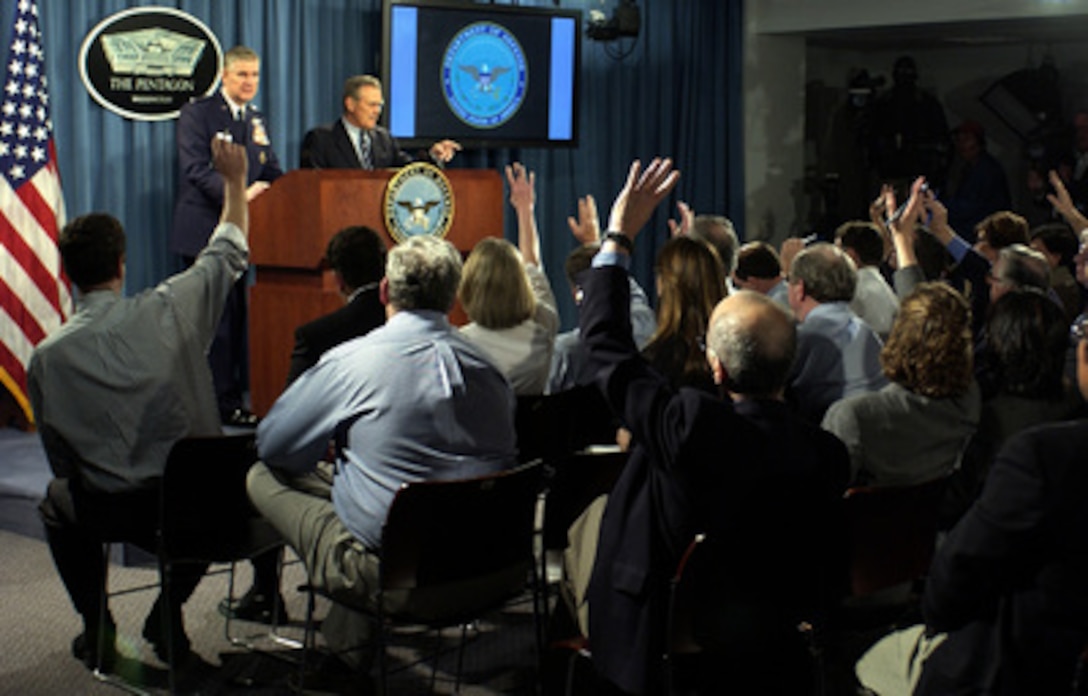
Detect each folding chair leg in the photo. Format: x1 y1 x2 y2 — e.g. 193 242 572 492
160 558 178 695
455 623 469 693
428 627 442 692
92 543 152 696
295 582 319 692
223 556 302 652
224 560 241 646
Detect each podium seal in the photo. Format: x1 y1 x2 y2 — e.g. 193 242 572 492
383 162 455 243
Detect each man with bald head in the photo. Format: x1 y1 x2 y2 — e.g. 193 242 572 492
705 290 795 395
565 159 850 694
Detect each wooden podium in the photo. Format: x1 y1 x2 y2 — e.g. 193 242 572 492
247 168 503 416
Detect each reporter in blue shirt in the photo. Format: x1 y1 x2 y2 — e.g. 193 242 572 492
247 234 517 668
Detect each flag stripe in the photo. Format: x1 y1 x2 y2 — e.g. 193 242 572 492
0 223 62 321
0 167 63 300
0 252 50 343
0 0 67 424
0 300 35 376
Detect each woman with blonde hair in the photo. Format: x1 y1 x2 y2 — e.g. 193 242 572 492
641 235 727 392
822 282 981 486
459 163 558 394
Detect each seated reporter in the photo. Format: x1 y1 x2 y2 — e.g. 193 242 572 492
32 137 251 669
222 224 388 623
248 234 517 667
566 158 849 694
458 163 559 395
857 313 1088 695
821 281 980 487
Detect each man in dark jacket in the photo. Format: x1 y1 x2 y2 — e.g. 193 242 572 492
572 158 850 694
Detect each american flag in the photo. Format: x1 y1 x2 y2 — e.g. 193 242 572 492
0 0 68 425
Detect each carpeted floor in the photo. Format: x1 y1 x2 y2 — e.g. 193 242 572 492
0 528 542 695
0 425 542 695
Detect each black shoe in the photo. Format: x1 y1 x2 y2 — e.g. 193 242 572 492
222 408 259 427
218 587 288 624
142 603 192 664
72 625 117 672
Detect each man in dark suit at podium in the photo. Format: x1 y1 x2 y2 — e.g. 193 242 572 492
299 74 460 170
171 45 283 426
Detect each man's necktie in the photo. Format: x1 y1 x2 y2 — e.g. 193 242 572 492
230 107 246 143
360 130 373 170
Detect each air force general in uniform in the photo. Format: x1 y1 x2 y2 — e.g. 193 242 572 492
171 45 282 426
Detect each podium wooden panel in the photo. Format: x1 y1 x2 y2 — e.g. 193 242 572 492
248 168 503 416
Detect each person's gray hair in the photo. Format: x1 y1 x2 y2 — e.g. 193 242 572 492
691 215 739 275
343 74 382 104
385 236 463 312
994 243 1050 292
789 242 857 303
224 45 259 69
706 291 797 397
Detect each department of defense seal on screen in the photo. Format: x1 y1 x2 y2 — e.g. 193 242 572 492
442 21 527 129
383 163 455 243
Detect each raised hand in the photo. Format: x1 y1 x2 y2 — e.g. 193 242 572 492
606 158 681 242
505 162 541 266
567 194 601 244
666 200 694 238
505 162 535 212
869 184 893 229
212 136 248 182
1046 170 1088 234
885 177 928 269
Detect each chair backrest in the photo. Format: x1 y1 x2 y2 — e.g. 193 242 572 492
379 460 544 619
667 534 707 657
515 385 616 463
159 433 278 561
540 447 628 552
664 533 822 692
842 474 950 597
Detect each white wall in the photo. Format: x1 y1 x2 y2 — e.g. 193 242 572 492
743 30 806 242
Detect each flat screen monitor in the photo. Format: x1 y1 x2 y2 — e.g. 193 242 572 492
382 0 581 149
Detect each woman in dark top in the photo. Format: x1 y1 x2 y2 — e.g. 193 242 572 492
641 235 727 393
941 287 1083 528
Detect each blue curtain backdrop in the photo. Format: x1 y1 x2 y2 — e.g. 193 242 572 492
14 0 742 330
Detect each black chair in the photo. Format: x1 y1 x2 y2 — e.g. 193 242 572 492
841 475 950 599
538 447 628 631
515 385 616 464
300 460 545 694
663 533 826 696
94 433 284 695
665 534 707 664
818 475 951 693
540 448 628 556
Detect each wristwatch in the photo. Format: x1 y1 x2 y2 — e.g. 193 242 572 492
603 231 634 253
